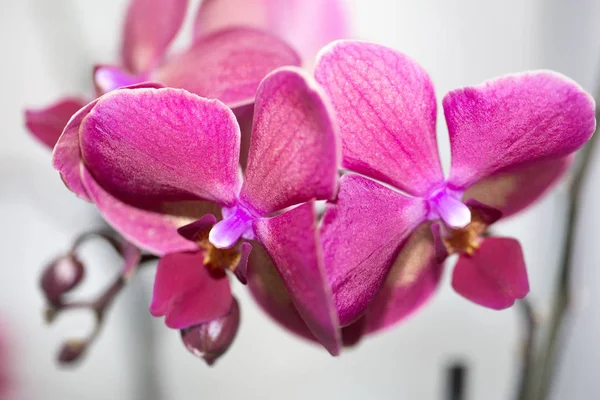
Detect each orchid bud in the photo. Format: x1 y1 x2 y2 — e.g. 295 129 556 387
180 298 240 366
40 254 85 306
57 339 87 365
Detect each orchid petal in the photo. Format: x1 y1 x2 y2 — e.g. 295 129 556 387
233 242 252 284
445 71 596 190
320 173 428 326
121 0 188 74
246 240 315 341
366 223 443 333
51 84 164 202
80 88 241 207
341 317 366 347
452 237 529 310
155 28 301 109
52 99 99 202
315 40 444 197
25 98 87 149
464 156 573 219
150 251 233 329
254 201 341 355
193 0 349 62
81 168 198 255
94 65 146 94
241 67 339 215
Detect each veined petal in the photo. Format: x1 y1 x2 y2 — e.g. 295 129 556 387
121 0 188 74
155 28 301 109
254 201 341 355
246 240 316 341
445 71 596 189
366 223 443 333
315 40 444 197
193 0 349 62
80 88 241 207
464 156 573 219
320 174 428 326
241 67 340 215
51 84 164 202
452 237 529 310
150 251 233 329
24 97 87 149
81 168 199 255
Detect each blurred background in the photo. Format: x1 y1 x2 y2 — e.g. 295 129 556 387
2 0 600 399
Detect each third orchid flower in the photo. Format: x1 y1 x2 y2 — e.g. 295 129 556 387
313 40 596 332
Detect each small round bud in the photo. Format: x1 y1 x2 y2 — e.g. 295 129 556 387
40 254 85 305
180 298 240 366
57 339 87 365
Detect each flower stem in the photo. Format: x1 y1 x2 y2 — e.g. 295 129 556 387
523 85 600 400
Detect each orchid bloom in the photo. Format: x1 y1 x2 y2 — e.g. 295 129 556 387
25 0 314 149
306 40 596 332
193 0 349 64
52 67 343 354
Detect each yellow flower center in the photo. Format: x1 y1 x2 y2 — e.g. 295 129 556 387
442 209 488 256
194 226 241 272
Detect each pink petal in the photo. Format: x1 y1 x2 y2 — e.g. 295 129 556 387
320 173 428 326
240 67 339 215
254 201 341 355
121 0 188 74
81 168 198 256
445 71 596 189
452 237 530 310
193 0 349 62
246 240 316 342
150 251 233 329
94 65 146 95
464 156 573 219
80 88 241 207
315 40 444 197
366 223 443 333
51 84 164 202
154 28 301 109
24 97 87 149
52 99 100 202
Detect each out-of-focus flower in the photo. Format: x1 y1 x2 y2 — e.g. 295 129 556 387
305 40 596 331
0 321 11 399
52 67 343 354
193 0 349 64
24 0 304 149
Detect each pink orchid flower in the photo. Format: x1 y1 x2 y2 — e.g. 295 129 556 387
305 40 595 332
25 0 320 149
52 67 343 355
194 0 349 64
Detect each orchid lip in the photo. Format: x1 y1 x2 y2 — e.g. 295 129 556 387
209 203 257 249
426 186 471 229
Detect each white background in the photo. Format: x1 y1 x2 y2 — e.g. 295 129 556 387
1 0 600 399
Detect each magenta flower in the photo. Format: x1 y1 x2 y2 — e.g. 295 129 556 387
52 67 343 354
306 41 596 331
25 0 307 149
193 0 349 63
